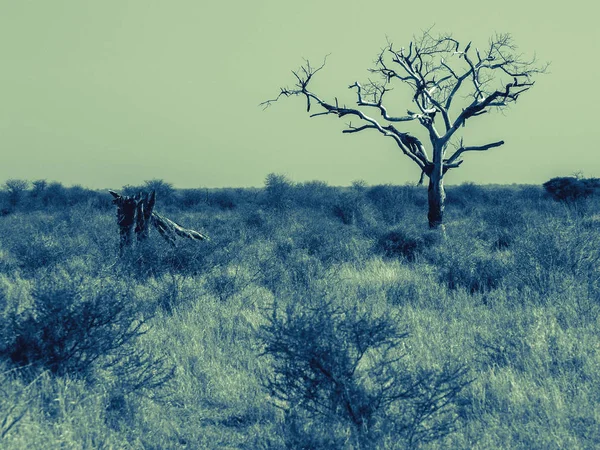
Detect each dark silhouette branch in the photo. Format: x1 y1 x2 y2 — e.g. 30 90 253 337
348 81 416 123
261 57 430 170
445 139 505 167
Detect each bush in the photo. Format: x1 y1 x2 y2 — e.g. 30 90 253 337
516 184 544 202
143 179 175 203
293 180 336 210
41 182 69 207
259 296 472 448
0 267 172 389
490 229 514 251
30 179 47 199
263 173 294 211
3 180 29 207
332 181 376 227
17 235 65 272
121 179 176 206
543 177 597 202
508 216 600 297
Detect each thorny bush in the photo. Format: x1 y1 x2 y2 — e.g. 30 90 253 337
259 294 472 448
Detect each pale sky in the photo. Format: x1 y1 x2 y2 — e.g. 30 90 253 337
0 1 597 189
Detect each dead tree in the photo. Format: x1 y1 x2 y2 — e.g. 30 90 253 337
262 30 547 229
109 190 208 255
110 191 139 254
135 190 156 241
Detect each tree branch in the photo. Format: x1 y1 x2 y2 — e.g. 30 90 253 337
442 76 536 145
261 57 430 170
445 139 505 166
262 29 546 182
348 81 417 122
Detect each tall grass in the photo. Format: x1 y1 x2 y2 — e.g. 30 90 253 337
0 180 598 448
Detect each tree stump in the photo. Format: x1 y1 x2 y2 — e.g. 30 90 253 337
109 190 208 256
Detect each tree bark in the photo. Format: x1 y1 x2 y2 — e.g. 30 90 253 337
135 190 156 242
428 152 445 229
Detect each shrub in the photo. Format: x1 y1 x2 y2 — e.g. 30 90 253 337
204 264 254 302
243 208 271 233
447 254 508 293
490 229 514 251
0 267 172 389
0 361 40 440
41 182 69 207
143 179 175 203
121 179 176 206
293 180 335 209
259 296 472 448
508 216 600 297
517 184 544 202
332 181 376 227
481 204 526 230
263 173 294 210
543 177 596 202
30 179 48 199
64 185 95 206
3 180 29 207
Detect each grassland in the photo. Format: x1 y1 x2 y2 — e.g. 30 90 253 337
0 178 599 449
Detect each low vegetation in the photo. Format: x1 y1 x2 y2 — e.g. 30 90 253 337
0 176 598 448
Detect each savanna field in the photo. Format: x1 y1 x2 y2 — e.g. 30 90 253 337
0 176 599 449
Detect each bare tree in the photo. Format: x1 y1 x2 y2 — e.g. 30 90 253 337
262 29 547 229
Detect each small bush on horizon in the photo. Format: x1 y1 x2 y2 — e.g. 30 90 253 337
543 176 600 202
263 173 294 211
3 180 29 207
293 180 336 210
30 179 47 199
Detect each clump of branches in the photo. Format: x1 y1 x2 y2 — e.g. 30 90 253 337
259 296 472 448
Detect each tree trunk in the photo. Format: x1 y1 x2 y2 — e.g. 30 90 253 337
427 165 445 229
135 190 156 241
